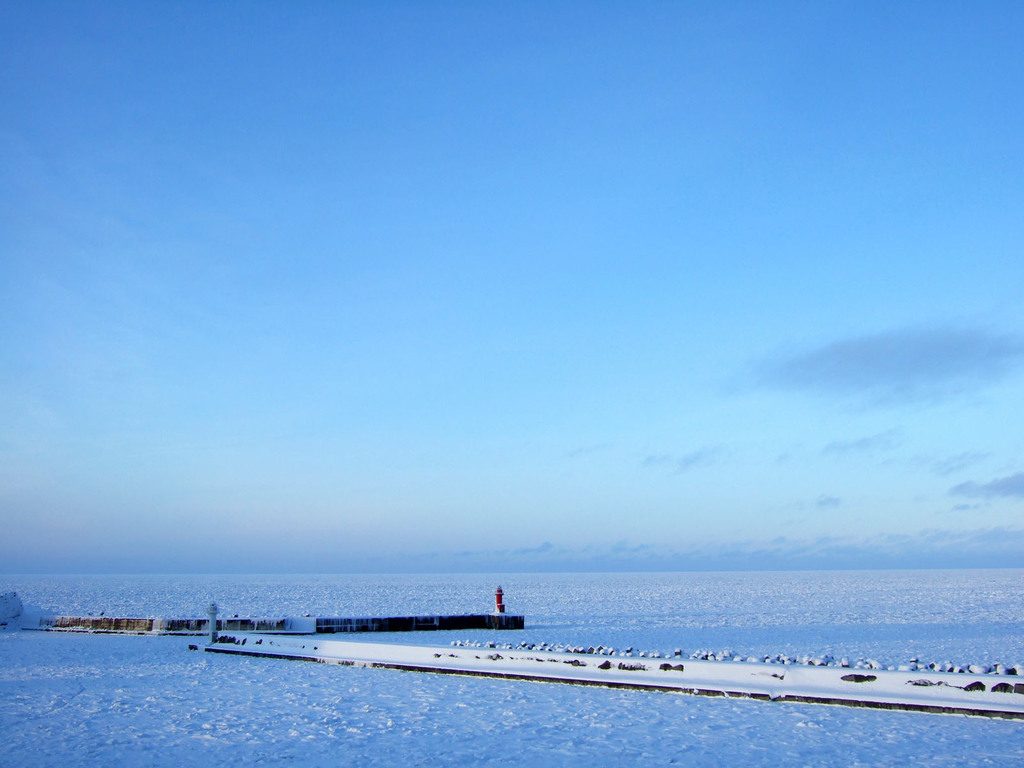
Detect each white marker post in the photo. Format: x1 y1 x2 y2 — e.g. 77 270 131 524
207 602 218 644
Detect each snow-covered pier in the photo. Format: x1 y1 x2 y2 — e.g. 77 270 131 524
31 612 524 635
315 613 524 632
206 636 1024 720
31 586 524 635
33 615 301 634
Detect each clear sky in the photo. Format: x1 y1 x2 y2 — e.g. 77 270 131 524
2 1 1022 573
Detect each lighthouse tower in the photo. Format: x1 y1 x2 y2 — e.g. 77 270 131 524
494 586 505 615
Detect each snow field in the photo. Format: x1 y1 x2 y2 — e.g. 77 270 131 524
2 570 1023 766
3 631 1024 767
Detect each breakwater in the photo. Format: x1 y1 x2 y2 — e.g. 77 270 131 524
206 636 1024 720
316 614 523 632
31 615 303 634
31 612 524 635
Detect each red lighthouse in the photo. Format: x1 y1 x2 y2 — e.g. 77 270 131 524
494 586 505 614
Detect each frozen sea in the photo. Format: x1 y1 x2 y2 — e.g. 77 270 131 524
2 570 1023 766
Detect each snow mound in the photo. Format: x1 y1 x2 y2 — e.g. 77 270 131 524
1 592 24 628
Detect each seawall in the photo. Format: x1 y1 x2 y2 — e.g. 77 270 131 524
30 612 524 635
205 635 1024 720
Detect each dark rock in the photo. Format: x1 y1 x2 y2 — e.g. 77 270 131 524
841 674 877 683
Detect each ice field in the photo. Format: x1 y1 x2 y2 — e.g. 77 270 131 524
2 570 1022 766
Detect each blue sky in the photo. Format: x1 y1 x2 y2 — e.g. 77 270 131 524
2 1 1022 573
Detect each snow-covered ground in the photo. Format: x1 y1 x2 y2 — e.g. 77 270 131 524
208 634 1024 717
2 570 1023 766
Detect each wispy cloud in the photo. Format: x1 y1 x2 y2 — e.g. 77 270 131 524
930 451 990 477
566 443 609 459
950 503 981 512
675 447 719 473
513 541 554 555
950 471 1024 499
610 540 653 554
369 528 1024 572
642 446 721 474
755 327 1024 405
642 454 672 468
821 429 901 457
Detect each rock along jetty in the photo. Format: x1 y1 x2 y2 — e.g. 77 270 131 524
206 635 1024 720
